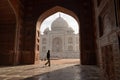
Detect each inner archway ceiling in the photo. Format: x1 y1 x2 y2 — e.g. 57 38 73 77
36 6 80 30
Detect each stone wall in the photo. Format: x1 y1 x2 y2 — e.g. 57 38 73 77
94 0 120 80
40 52 80 59
0 0 18 65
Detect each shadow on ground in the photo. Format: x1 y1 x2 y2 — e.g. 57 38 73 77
23 65 102 80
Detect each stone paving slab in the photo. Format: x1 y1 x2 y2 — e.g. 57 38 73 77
0 59 103 80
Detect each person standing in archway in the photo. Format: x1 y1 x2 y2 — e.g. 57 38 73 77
45 50 51 67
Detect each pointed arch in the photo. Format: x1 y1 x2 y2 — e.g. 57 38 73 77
0 0 19 65
35 6 80 64
36 6 80 29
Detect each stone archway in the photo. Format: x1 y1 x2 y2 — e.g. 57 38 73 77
36 6 80 26
36 5 97 65
0 1 97 65
0 0 21 65
36 6 81 62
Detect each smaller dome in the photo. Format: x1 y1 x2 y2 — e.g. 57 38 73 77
66 27 74 34
44 28 50 34
44 28 49 32
67 27 74 32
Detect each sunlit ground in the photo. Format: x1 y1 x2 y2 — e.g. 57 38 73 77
40 59 80 66
0 59 102 80
0 59 80 79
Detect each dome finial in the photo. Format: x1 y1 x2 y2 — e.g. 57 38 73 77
59 12 61 17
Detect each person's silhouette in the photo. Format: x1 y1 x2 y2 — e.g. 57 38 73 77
45 50 50 66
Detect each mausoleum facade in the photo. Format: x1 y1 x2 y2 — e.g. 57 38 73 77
40 16 80 59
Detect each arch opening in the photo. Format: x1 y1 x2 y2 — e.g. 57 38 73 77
36 6 81 64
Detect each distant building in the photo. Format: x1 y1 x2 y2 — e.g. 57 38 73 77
40 16 80 59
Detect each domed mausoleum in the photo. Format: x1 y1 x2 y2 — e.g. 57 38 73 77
40 16 80 59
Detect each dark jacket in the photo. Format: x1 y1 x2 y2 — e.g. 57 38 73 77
47 50 50 59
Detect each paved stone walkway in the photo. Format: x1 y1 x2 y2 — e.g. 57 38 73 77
0 59 103 80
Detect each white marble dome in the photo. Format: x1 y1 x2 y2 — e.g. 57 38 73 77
51 17 69 31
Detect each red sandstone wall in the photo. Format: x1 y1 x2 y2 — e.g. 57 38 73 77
94 0 120 80
0 0 16 65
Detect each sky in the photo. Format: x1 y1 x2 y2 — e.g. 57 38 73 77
40 12 79 34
